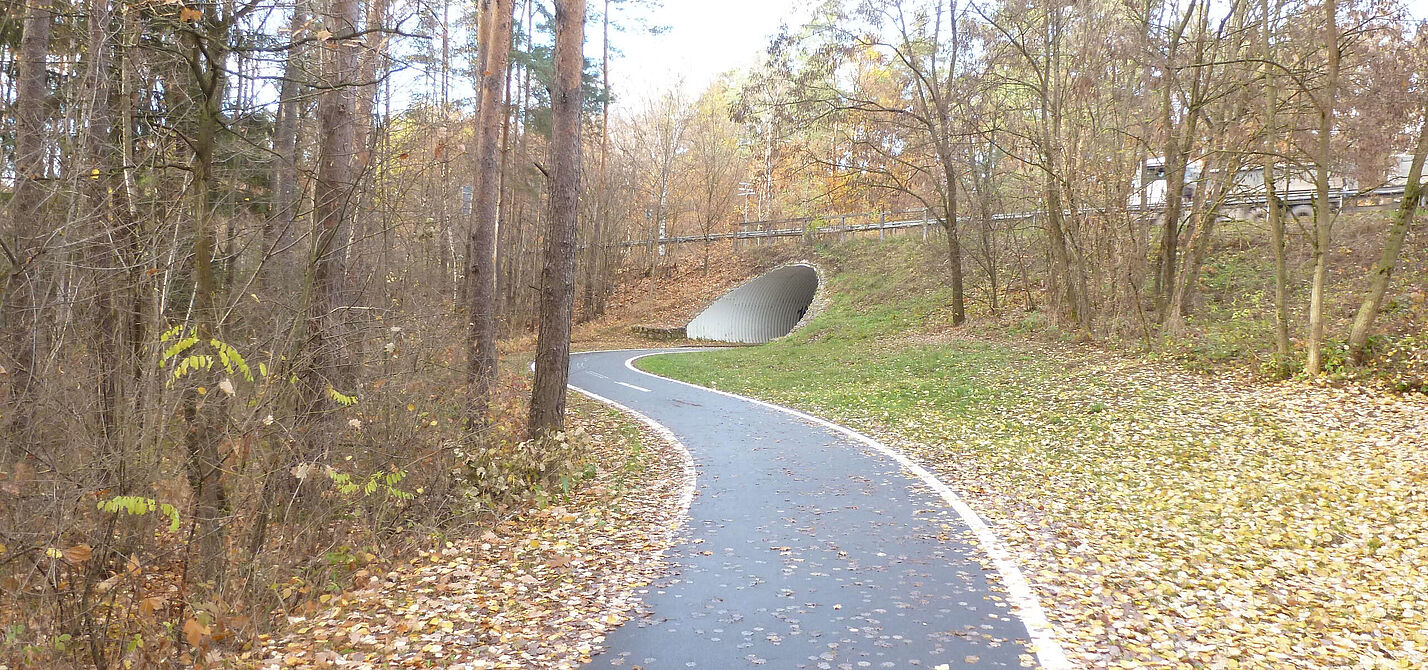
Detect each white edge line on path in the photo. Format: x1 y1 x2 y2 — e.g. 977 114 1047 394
564 380 697 535
620 351 1074 670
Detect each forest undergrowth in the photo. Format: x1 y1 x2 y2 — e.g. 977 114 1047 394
0 342 686 669
250 397 691 669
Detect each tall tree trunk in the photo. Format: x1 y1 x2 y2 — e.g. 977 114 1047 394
1044 176 1077 327
86 0 138 489
1038 1 1078 330
1305 0 1339 375
498 0 534 327
184 15 231 588
493 17 516 323
2 0 54 458
351 0 389 278
1157 147 1186 318
304 0 362 454
594 0 612 317
581 0 612 322
1165 0 1244 338
1156 135 1183 311
938 148 966 325
530 0 586 434
1153 0 1210 324
1152 2 1196 318
466 0 514 421
1262 0 1291 376
1346 119 1428 361
269 1 307 266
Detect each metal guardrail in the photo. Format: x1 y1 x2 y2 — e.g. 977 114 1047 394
614 210 944 249
612 183 1416 250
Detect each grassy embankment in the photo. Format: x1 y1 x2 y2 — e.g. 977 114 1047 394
637 237 1428 669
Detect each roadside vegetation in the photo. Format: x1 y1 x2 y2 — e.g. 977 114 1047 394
254 398 690 670
638 237 1428 669
5 0 1424 662
1149 213 1428 390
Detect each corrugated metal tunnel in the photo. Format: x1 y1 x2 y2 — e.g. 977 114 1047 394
685 264 819 344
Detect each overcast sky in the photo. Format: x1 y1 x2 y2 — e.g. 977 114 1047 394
604 0 1428 111
403 0 1428 116
606 0 809 111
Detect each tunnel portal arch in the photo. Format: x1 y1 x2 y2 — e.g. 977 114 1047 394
685 264 819 344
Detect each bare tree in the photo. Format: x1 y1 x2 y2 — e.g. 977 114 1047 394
1262 0 1293 375
687 86 747 273
976 0 1085 330
582 0 614 321
180 0 238 587
627 90 690 283
1305 0 1341 375
843 0 971 324
1347 109 1428 360
269 0 309 261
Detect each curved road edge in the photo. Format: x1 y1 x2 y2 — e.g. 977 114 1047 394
564 372 699 543
587 349 1074 670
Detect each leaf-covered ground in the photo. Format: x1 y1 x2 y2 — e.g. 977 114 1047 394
249 397 692 669
641 338 1428 669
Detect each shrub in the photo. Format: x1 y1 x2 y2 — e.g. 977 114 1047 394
1362 334 1428 393
463 427 591 506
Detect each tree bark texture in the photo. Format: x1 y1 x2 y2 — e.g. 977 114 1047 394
304 0 362 453
1347 119 1428 360
269 1 308 260
183 14 231 588
466 0 514 420
1306 0 1339 375
1261 0 1291 375
3 0 54 456
529 0 586 435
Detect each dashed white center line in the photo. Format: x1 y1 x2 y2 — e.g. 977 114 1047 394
615 381 652 393
588 371 610 379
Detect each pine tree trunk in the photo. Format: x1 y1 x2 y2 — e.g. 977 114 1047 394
466 0 514 421
304 0 362 457
269 1 307 263
350 0 388 278
2 0 54 458
583 0 612 321
530 0 586 435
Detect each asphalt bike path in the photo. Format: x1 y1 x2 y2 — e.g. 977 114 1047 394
569 349 1066 669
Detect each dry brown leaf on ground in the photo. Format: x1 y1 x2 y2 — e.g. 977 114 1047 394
246 398 693 670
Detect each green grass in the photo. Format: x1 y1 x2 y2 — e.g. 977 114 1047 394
638 237 1117 434
631 238 1428 667
635 242 1136 500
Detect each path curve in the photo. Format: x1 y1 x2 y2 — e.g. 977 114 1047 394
569 349 1069 669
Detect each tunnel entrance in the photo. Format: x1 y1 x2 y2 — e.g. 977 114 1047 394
685 264 819 344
